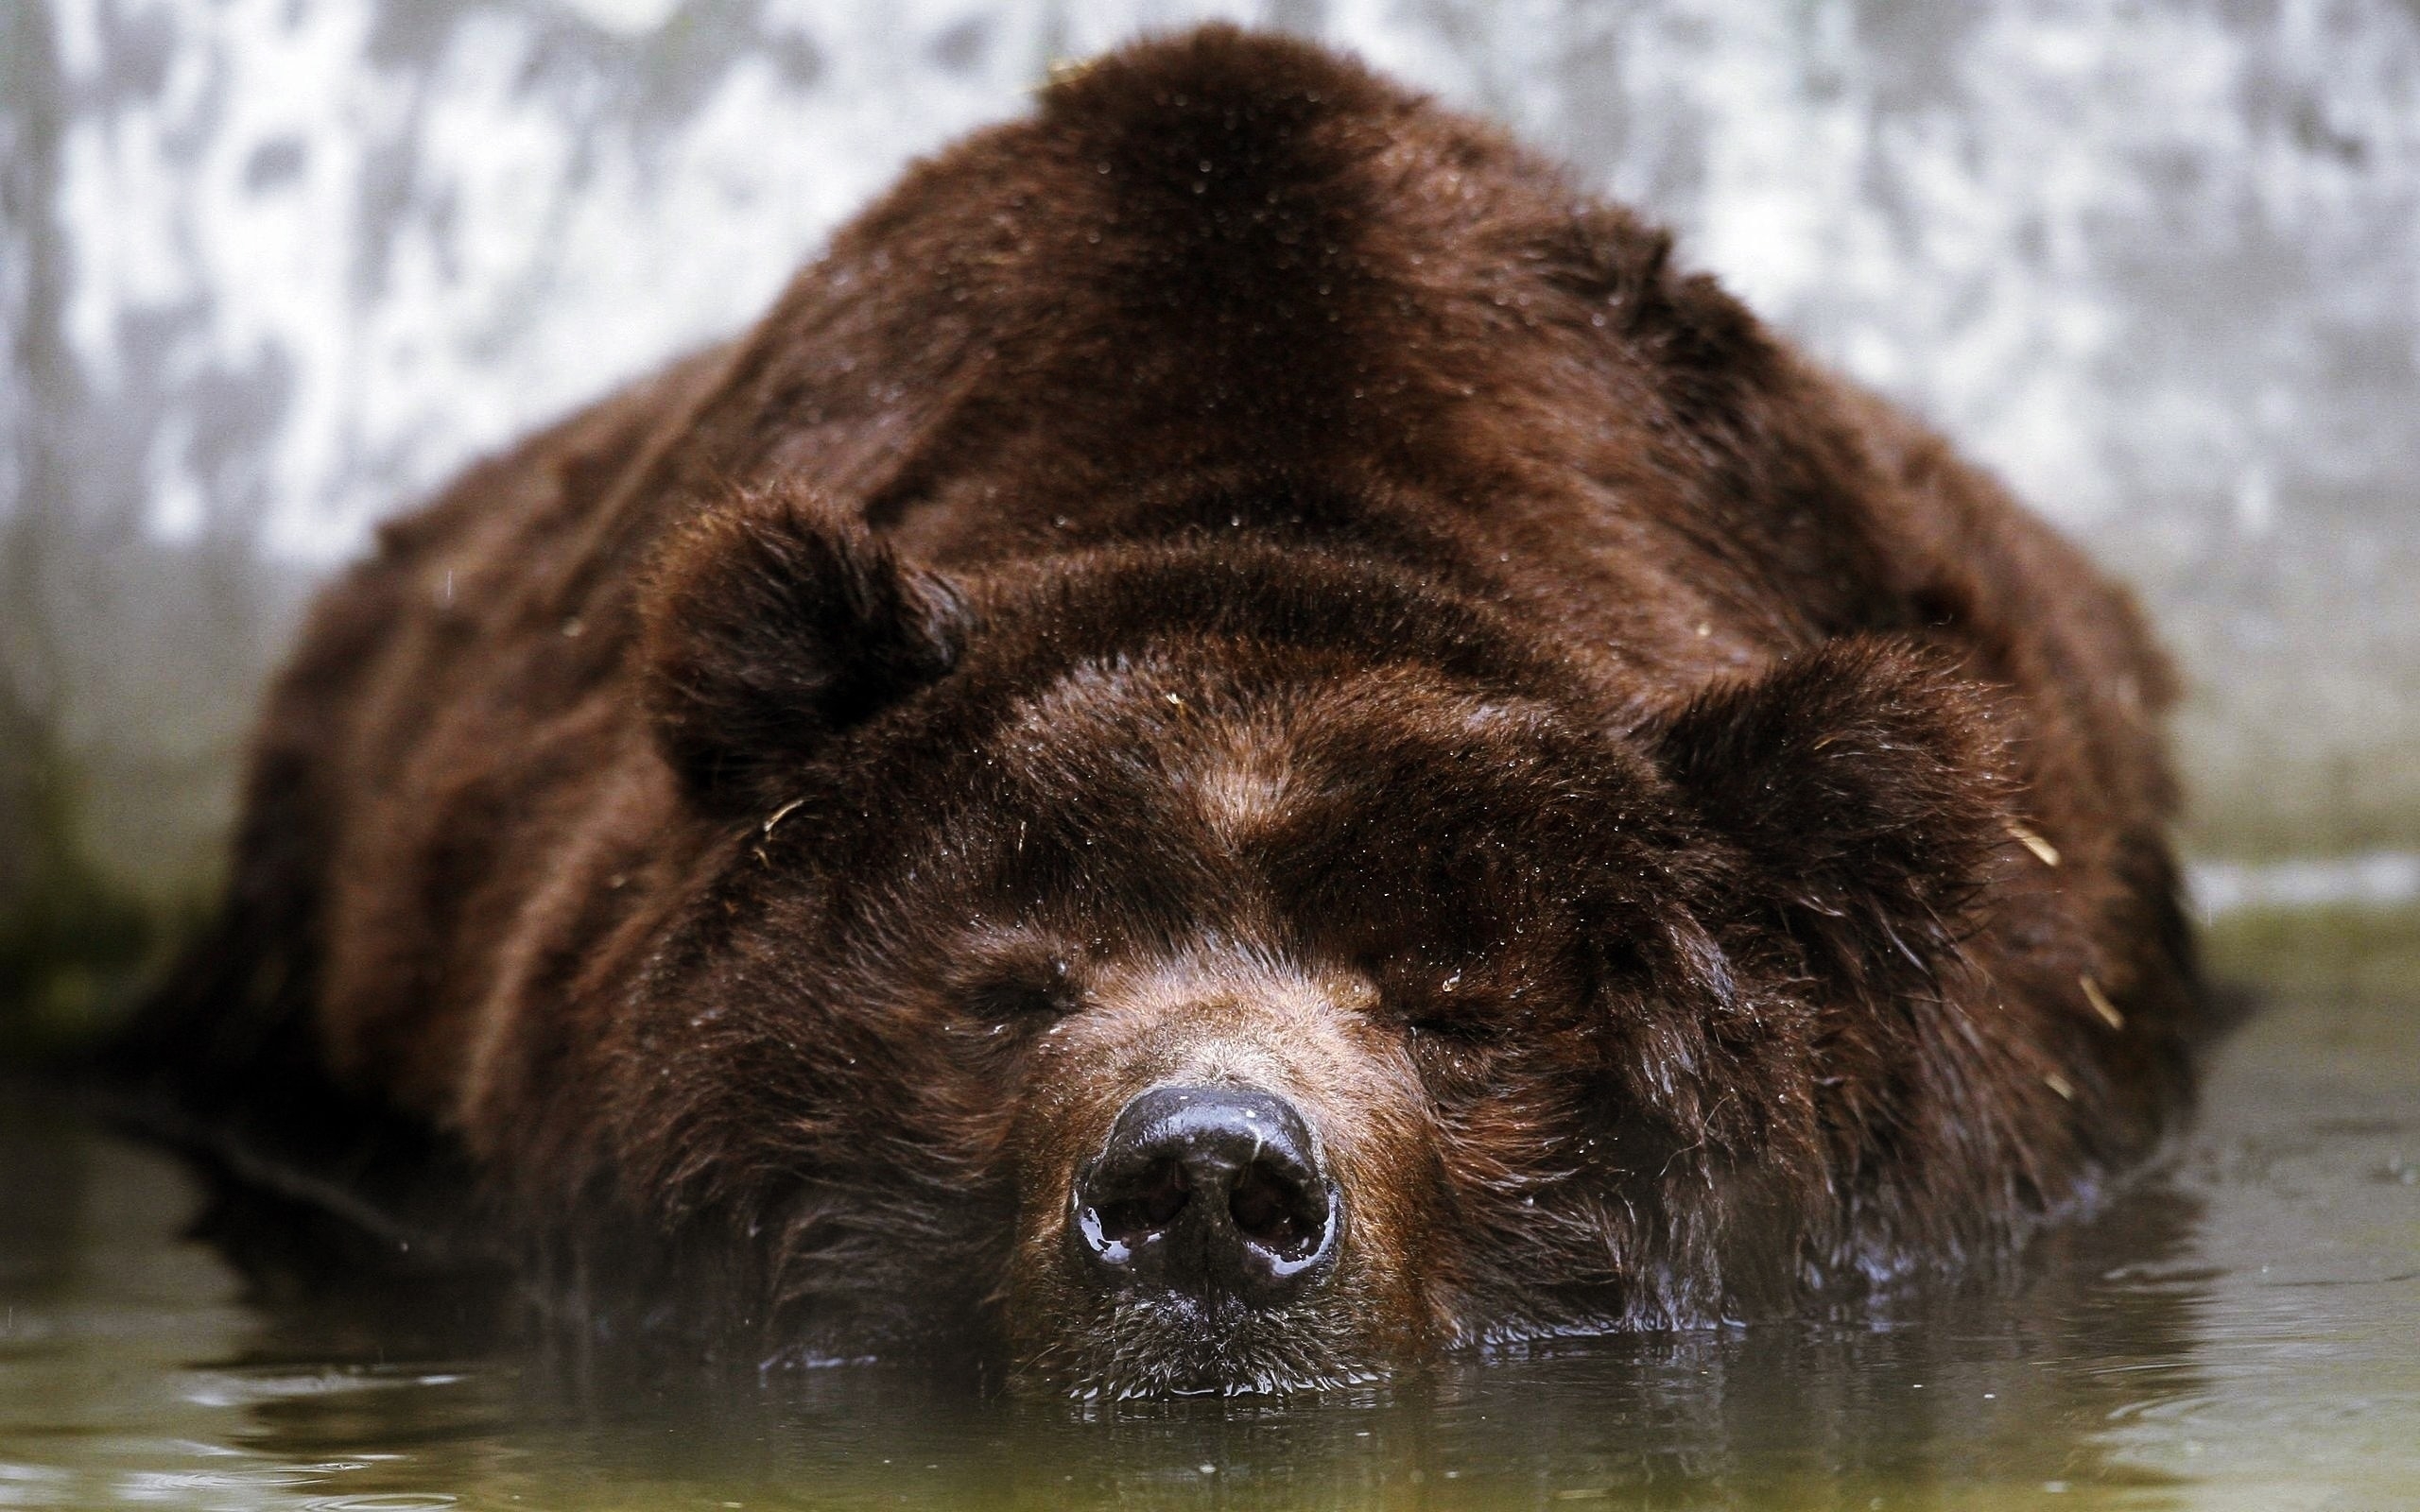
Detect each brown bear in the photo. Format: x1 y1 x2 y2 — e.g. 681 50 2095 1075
123 26 2201 1397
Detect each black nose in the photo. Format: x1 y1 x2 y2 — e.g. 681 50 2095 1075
1073 1085 1340 1307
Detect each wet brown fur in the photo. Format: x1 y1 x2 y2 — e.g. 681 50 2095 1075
124 27 2199 1395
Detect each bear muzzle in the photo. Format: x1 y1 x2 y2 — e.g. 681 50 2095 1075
1004 957 1437 1393
1071 1084 1342 1309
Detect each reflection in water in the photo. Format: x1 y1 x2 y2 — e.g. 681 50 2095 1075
2 942 2414 1509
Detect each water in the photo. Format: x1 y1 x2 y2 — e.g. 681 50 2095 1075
2 914 2413 1510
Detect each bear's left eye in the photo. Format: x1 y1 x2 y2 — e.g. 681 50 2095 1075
1375 961 1509 1047
1404 1012 1503 1046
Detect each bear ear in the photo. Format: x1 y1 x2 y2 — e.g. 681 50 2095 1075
638 483 966 812
1640 635 2015 994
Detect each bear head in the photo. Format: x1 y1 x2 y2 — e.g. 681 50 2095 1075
626 480 2017 1396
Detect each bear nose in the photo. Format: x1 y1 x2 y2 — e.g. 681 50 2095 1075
1074 1085 1340 1307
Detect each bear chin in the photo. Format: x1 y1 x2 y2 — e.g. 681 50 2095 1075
1018 1294 1389 1400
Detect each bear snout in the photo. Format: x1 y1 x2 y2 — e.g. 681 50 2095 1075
1072 1084 1342 1308
1002 959 1440 1393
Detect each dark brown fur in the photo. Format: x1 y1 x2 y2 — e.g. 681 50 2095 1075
126 27 2199 1395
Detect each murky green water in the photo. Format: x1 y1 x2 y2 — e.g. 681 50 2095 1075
3 913 2414 1511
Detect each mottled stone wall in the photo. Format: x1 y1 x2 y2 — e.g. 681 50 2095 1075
6 0 2416 918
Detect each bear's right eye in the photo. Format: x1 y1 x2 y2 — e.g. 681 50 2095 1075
966 959 1080 1023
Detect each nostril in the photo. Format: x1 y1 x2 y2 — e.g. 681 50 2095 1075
1093 1157 1190 1246
1227 1160 1324 1261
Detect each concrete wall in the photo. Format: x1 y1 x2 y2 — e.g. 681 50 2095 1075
5 0 2416 946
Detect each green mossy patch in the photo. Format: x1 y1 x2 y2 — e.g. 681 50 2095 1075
0 747 182 1057
2201 902 2420 1006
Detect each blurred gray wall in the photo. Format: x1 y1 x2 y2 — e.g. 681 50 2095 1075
5 0 2417 924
